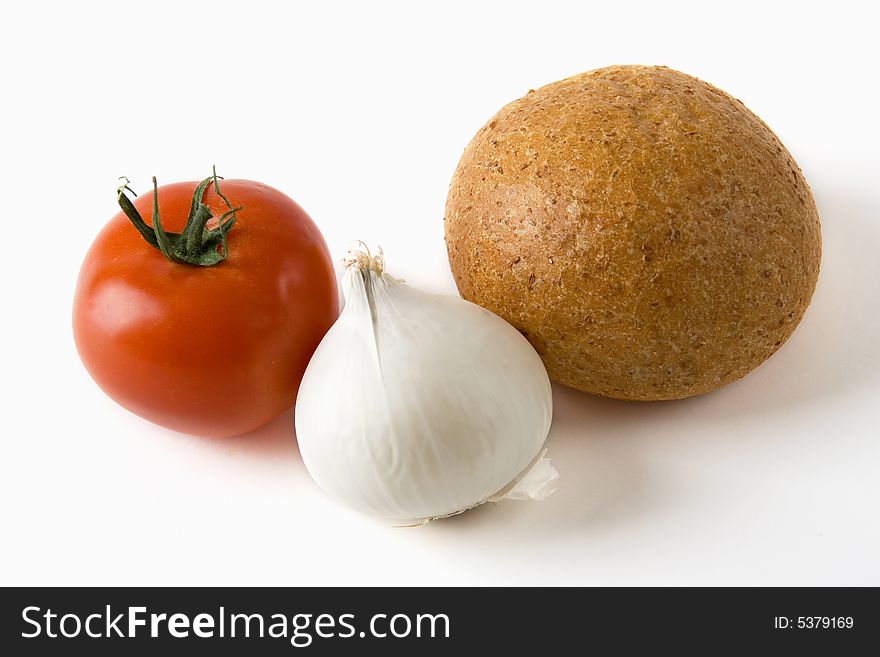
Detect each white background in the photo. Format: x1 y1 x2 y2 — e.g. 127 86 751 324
2 0 878 586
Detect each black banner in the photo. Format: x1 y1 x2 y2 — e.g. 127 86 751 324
1 587 876 654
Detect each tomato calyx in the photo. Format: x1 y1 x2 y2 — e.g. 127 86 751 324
116 167 242 266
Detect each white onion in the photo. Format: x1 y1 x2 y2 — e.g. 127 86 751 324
295 247 558 525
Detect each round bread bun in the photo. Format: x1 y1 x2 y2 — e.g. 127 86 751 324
445 65 821 400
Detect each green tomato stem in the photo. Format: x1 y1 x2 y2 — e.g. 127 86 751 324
116 166 241 267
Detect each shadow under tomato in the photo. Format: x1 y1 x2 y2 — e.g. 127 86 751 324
190 407 302 464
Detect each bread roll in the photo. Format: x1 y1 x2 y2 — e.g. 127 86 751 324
445 65 821 400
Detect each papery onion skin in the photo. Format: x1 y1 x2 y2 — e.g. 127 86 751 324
295 253 553 524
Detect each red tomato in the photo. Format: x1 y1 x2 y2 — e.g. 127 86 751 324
73 174 339 438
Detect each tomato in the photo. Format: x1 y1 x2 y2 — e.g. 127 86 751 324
73 173 339 438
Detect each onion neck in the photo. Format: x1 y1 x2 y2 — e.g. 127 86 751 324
344 244 385 275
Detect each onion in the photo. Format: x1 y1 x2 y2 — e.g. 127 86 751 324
294 246 558 525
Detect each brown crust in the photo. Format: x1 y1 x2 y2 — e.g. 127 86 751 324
445 65 821 400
